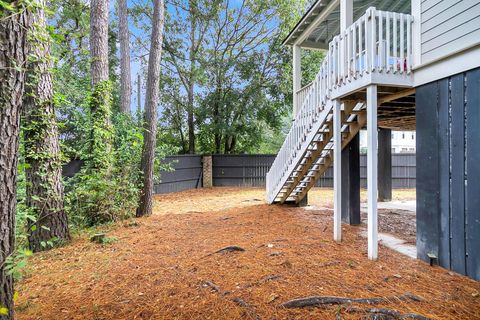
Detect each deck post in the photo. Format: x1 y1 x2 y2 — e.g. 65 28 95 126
367 85 378 260
378 128 392 202
333 99 342 242
340 0 353 31
341 133 360 225
293 45 301 117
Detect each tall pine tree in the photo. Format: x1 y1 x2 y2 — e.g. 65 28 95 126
24 0 70 253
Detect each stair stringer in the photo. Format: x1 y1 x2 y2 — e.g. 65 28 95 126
293 107 367 203
267 99 334 204
279 101 362 203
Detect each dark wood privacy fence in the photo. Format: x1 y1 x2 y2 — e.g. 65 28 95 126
212 154 275 187
154 155 203 194
155 153 416 192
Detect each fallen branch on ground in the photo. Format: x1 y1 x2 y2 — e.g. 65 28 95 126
278 293 422 308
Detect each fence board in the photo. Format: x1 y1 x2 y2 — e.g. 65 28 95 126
154 155 202 194
155 153 417 194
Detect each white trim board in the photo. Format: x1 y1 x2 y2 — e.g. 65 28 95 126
414 45 480 87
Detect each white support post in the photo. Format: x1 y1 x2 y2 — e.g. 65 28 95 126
293 45 302 117
340 0 353 32
411 0 421 67
367 85 378 260
333 99 342 242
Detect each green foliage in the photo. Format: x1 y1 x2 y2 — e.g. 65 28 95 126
87 80 114 169
65 92 144 226
99 236 117 245
4 249 33 281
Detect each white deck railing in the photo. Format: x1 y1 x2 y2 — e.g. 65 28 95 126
268 8 413 203
329 8 413 88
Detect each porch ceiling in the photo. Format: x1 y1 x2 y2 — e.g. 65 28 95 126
283 0 411 50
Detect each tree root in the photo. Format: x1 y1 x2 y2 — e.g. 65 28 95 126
278 293 422 308
344 306 431 320
200 279 259 319
243 274 281 289
200 280 228 295
205 245 245 256
232 297 260 320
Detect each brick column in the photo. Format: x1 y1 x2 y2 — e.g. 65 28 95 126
202 155 213 188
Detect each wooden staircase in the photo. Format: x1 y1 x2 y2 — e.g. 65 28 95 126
266 8 414 205
278 102 366 204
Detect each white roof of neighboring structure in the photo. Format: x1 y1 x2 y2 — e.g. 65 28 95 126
283 0 411 49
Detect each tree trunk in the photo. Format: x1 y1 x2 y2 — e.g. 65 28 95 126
187 87 195 153
0 6 30 320
136 0 165 217
118 0 132 114
89 0 112 168
137 73 142 124
24 1 70 253
90 0 110 87
187 1 196 154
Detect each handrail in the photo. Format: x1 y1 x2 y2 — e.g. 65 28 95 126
266 8 413 203
295 82 313 114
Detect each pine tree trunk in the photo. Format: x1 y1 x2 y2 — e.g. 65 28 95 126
187 1 196 154
24 1 70 253
118 0 131 114
187 88 195 154
137 73 142 123
89 0 112 168
0 6 29 320
90 0 110 87
136 0 165 217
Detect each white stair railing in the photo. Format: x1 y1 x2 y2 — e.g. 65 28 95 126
266 8 413 204
295 82 313 115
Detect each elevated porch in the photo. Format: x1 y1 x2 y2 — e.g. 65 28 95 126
266 1 417 260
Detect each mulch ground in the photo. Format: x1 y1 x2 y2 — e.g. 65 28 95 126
16 187 480 320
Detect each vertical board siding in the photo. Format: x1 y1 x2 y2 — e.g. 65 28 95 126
420 0 480 64
416 80 440 262
450 74 466 274
416 66 480 280
438 78 451 269
154 155 202 194
465 68 480 280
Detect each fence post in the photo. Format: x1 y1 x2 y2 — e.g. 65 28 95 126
202 155 213 188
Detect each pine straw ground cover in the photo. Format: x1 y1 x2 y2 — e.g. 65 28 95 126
16 188 479 320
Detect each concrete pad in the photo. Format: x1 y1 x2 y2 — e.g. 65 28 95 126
361 200 416 212
360 229 417 259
